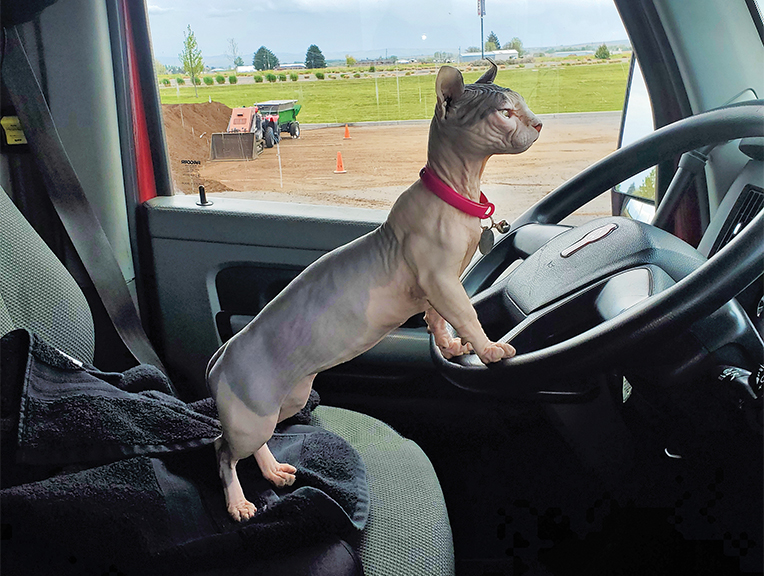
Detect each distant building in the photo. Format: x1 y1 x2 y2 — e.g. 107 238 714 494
277 63 307 70
236 65 256 73
551 50 595 57
355 58 397 67
460 49 519 62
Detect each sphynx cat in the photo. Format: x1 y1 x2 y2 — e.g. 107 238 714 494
207 61 542 521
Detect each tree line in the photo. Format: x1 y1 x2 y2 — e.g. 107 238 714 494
466 31 612 59
177 25 330 93
253 45 328 69
175 25 614 96
466 31 526 55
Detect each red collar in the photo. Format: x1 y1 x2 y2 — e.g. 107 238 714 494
419 166 495 219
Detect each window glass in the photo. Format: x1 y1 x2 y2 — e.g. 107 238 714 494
149 1 631 223
613 56 656 203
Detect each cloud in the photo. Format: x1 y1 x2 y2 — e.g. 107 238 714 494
147 4 174 14
207 7 245 18
289 0 361 12
148 0 627 62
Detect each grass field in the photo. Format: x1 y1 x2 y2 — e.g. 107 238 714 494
158 60 631 123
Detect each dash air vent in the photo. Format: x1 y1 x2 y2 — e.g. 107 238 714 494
709 185 764 256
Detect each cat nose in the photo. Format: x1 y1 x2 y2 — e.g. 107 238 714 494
533 121 542 133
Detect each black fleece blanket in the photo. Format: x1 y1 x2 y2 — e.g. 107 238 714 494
0 329 368 575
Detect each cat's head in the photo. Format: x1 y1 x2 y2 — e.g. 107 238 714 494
432 61 542 156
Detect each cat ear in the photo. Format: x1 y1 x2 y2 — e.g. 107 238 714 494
475 58 498 84
435 66 465 118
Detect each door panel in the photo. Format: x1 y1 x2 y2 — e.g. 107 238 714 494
144 195 431 399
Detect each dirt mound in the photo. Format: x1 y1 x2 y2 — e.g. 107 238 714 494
161 102 233 193
160 102 620 222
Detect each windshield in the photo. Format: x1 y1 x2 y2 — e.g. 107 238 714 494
149 0 631 224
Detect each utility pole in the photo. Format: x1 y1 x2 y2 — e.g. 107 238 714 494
478 0 486 60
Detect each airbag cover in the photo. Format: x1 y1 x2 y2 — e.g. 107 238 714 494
505 217 706 314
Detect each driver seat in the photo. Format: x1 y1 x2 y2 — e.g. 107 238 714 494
0 186 455 575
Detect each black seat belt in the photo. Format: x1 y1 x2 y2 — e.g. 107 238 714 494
2 26 167 374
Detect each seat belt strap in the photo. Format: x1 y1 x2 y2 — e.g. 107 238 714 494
2 26 167 374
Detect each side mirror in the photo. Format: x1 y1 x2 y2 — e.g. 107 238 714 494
620 194 656 222
611 54 656 223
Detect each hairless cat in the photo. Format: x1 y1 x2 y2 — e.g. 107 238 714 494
207 61 542 521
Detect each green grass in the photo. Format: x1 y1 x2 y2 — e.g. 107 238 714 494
158 61 630 123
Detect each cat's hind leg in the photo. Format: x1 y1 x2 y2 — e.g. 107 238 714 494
278 374 316 423
254 442 297 487
213 389 281 521
215 435 257 521
252 374 317 488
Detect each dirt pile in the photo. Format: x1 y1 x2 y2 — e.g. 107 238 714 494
160 102 621 222
161 102 233 192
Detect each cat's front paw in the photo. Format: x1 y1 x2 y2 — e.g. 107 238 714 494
435 335 473 358
476 341 515 364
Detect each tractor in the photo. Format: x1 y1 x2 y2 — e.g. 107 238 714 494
209 106 265 161
256 100 301 148
209 100 301 160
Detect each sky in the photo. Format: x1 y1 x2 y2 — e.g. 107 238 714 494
148 0 628 66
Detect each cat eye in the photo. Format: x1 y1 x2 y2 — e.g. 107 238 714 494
500 109 513 118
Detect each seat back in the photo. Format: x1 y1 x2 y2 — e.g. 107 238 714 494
0 187 94 363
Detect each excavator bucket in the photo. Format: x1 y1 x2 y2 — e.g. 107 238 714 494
209 132 263 161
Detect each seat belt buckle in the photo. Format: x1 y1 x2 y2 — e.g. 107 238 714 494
1 115 29 148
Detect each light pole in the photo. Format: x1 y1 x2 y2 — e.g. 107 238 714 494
478 0 485 60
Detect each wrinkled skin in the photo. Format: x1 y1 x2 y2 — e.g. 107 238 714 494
207 61 542 521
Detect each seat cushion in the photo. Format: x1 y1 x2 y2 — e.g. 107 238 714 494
311 405 455 576
0 189 94 362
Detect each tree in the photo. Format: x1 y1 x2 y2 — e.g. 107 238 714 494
234 56 244 67
254 46 279 71
466 46 481 53
153 58 167 76
504 37 525 57
225 38 241 68
595 44 611 59
346 54 357 67
634 167 656 199
486 31 500 52
305 44 326 69
179 25 204 97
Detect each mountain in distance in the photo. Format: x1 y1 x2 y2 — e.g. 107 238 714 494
527 39 631 54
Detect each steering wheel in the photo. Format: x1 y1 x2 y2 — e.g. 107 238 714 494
431 101 764 397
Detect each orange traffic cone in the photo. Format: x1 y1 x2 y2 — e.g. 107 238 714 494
334 151 347 174
344 124 351 139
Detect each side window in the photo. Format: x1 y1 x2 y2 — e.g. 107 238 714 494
612 55 656 222
152 4 631 222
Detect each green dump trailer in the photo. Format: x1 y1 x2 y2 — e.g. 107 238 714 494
256 100 301 148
